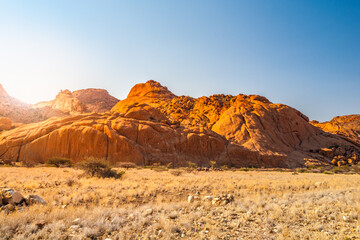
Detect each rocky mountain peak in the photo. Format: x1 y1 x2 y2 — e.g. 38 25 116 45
127 80 177 99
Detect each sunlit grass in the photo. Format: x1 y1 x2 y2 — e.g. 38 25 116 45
0 167 359 239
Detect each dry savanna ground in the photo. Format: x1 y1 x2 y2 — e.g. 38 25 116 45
0 166 360 240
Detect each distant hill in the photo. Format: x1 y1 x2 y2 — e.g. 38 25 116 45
33 88 119 114
0 83 119 124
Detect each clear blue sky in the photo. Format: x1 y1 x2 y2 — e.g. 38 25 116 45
0 0 359 121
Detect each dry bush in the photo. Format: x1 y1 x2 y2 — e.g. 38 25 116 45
47 157 72 167
117 162 137 169
78 157 125 179
169 169 184 176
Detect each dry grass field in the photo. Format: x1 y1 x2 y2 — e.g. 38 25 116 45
0 166 360 239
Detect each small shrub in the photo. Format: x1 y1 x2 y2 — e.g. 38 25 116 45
221 165 229 171
47 157 71 167
239 168 249 172
79 157 125 179
186 161 197 169
185 161 197 172
117 162 137 169
65 178 78 187
169 169 184 176
210 161 217 169
23 160 36 168
150 162 168 171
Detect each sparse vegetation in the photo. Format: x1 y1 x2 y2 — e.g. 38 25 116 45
47 157 71 167
0 166 359 239
78 157 125 179
116 162 137 169
169 169 184 176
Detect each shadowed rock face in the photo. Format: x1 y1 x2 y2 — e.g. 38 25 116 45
0 80 359 168
312 115 360 146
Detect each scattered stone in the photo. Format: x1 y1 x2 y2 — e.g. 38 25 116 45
26 195 46 205
0 189 46 212
202 196 213 202
144 208 153 216
12 191 25 205
128 213 135 220
72 218 81 225
188 195 194 203
188 194 234 206
69 225 80 231
212 194 234 206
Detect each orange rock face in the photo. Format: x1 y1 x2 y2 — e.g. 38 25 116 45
111 80 360 167
72 89 119 113
312 115 360 146
1 80 359 168
0 113 262 167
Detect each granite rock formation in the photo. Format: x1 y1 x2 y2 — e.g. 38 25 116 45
0 80 359 168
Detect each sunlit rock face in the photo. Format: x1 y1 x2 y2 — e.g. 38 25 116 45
72 88 119 113
0 84 119 124
109 80 360 167
33 88 119 114
0 84 52 123
0 80 359 168
312 115 360 146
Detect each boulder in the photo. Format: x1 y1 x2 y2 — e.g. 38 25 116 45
11 191 25 205
25 195 46 205
0 117 12 131
144 208 153 216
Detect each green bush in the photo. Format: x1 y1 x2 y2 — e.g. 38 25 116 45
47 157 71 167
79 157 125 179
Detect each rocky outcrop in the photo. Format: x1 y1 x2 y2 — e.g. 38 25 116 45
33 88 119 115
0 112 264 167
312 115 360 146
0 80 359 168
111 80 360 167
72 88 119 113
0 84 119 124
0 84 54 123
33 90 87 114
